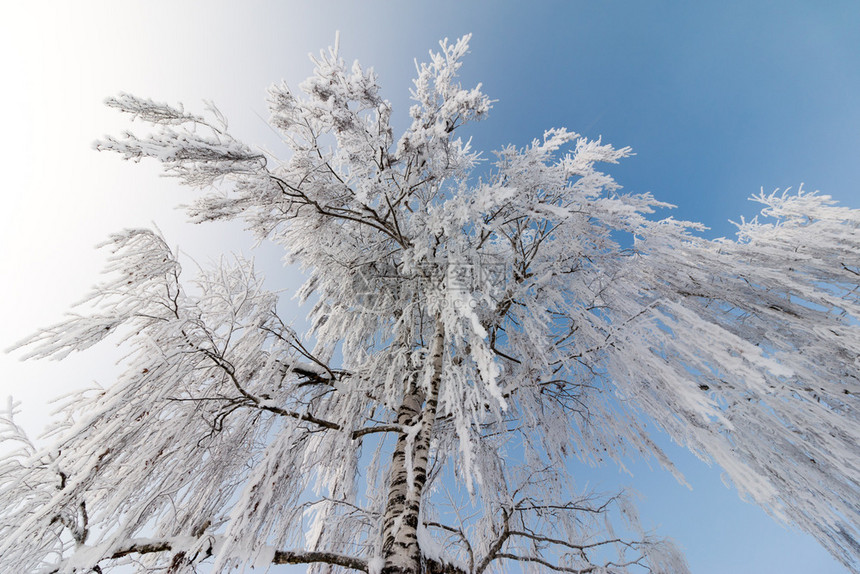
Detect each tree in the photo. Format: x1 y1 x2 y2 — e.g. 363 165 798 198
2 35 859 574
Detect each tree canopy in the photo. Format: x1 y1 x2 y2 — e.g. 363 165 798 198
2 36 859 574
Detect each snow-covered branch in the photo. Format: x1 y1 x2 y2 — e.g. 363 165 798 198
42 535 371 574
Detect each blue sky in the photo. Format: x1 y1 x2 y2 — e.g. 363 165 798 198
1 2 858 573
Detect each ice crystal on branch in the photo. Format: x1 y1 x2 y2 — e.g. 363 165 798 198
2 35 859 574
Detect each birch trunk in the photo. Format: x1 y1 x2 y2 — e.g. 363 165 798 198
380 318 445 574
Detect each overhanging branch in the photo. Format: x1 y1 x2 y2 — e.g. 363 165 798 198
50 538 369 573
274 550 368 571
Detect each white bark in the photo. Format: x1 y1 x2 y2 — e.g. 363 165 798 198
381 318 445 574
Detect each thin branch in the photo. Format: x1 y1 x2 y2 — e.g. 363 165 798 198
352 424 402 440
424 520 474 573
493 552 596 573
507 530 631 552
190 341 342 431
258 401 341 431
474 508 510 574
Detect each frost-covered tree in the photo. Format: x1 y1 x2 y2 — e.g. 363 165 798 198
2 36 859 574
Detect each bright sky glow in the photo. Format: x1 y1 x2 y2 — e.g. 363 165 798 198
1 2 858 573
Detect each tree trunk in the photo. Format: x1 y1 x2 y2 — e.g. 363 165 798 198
380 318 445 574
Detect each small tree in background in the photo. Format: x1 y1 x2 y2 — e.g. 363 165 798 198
2 36 859 574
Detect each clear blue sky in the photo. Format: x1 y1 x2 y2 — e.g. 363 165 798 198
1 2 858 573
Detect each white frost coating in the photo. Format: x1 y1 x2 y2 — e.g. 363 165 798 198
390 515 403 542
63 541 112 573
416 522 445 563
303 505 325 550
252 545 277 570
403 422 422 492
2 36 859 574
